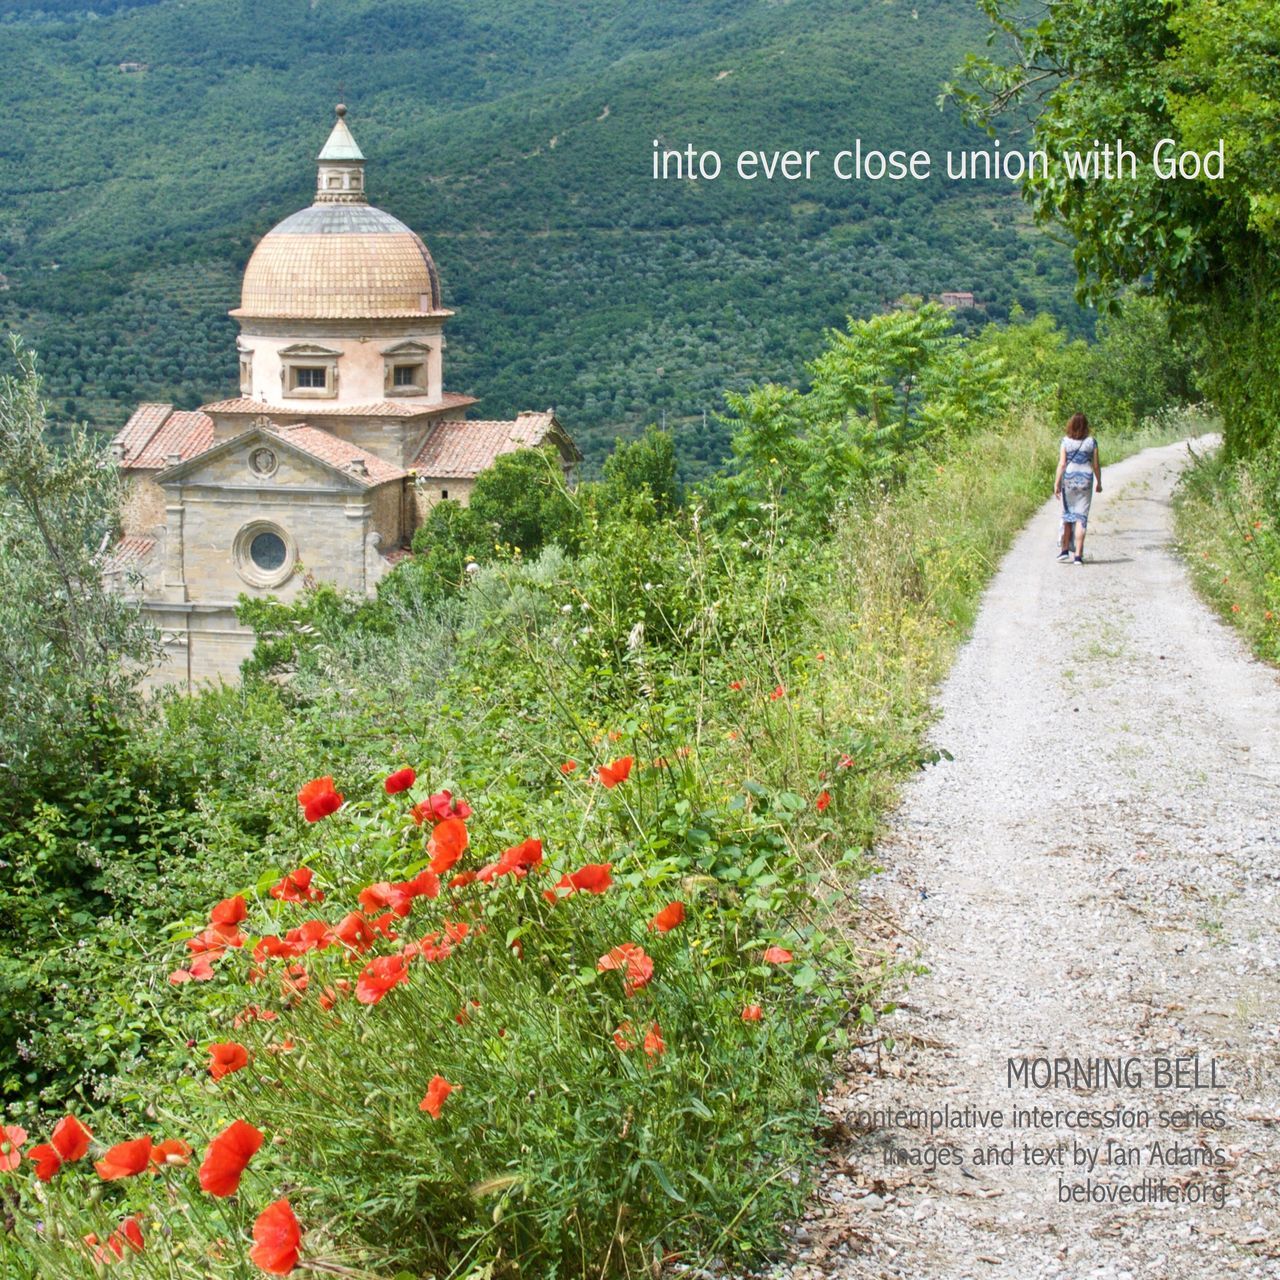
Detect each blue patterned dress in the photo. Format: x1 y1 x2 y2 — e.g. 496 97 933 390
1060 435 1097 527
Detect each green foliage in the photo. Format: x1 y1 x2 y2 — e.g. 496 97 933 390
467 445 581 556
949 0 1280 455
1176 440 1280 664
601 425 683 518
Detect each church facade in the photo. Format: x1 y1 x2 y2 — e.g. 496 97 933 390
109 107 580 688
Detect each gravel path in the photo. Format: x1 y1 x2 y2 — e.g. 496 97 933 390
778 438 1280 1279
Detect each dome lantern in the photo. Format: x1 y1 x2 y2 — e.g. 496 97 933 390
315 103 367 204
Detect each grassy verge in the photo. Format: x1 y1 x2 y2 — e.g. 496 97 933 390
1173 440 1280 665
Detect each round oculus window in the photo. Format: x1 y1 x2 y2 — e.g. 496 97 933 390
249 530 287 571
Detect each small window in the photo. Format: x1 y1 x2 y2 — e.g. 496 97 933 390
293 366 327 389
393 364 418 387
249 531 287 571
441 489 448 499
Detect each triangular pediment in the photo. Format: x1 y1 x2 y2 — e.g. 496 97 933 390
154 426 367 491
278 342 342 358
381 340 432 356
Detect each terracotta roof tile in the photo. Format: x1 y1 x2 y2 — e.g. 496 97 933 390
276 424 404 487
202 394 475 419
411 412 570 479
103 534 157 573
113 404 214 470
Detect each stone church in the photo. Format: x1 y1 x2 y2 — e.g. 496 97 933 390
109 106 580 688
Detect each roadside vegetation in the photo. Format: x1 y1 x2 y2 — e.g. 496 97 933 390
0 296 1196 1277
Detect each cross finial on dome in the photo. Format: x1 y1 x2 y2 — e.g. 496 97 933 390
316 104 367 204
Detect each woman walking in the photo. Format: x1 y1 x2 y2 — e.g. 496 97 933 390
1054 412 1102 564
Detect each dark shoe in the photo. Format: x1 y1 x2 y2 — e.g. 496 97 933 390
1074 556 1084 565
1057 550 1071 562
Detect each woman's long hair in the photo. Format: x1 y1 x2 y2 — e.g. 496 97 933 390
1065 411 1091 441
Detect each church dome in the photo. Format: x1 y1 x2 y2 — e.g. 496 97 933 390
232 107 444 321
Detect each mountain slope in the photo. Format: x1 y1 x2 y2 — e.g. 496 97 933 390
0 0 1081 472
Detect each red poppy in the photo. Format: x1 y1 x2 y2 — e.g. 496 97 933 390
741 1004 763 1022
643 1022 665 1058
816 652 826 661
816 790 831 812
318 979 352 1011
419 1074 458 1119
150 1138 193 1168
169 954 216 984
29 1119 89 1182
729 679 743 690
208 1041 250 1081
296 776 343 823
210 894 248 927
597 756 633 788
356 954 410 1005
427 816 470 874
198 1119 263 1197
449 870 477 889
281 964 309 1000
408 868 441 900
95 1136 153 1181
85 1216 144 1264
284 919 335 953
384 766 416 795
188 922 245 955
455 998 480 1025
553 862 613 897
269 867 323 903
233 1006 279 1029
769 684 785 701
762 946 793 964
612 1021 636 1051
423 789 472 823
648 901 685 933
250 1198 302 1275
597 942 654 996
560 760 577 774
334 911 376 955
837 753 855 770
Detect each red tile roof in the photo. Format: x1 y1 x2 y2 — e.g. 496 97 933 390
113 404 214 470
411 412 576 479
202 394 476 419
103 534 157 573
275 424 404 487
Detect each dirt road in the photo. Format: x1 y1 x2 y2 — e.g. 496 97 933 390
786 438 1280 1279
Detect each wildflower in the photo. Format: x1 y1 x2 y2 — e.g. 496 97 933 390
643 1022 665 1058
198 1119 264 1197
729 679 743 690
334 912 376 955
449 870 478 889
560 760 577 774
597 942 654 996
550 862 613 899
423 789 472 823
0 1125 26 1173
1232 604 1241 613
770 684 785 701
210 895 248 926
478 837 544 882
356 954 410 1005
27 1115 91 1181
816 652 826 661
613 1021 636 1051
284 919 336 953
419 1074 458 1118
85 1217 144 1264
169 955 216 984
281 964 309 1000
297 776 343 823
95 1136 153 1181
427 816 470 874
648 902 685 933
318 980 352 1011
455 999 480 1026
816 790 831 812
762 946 793 965
837 753 855 770
384 766 416 795
208 1042 250 1081
250 1197 302 1275
742 1004 763 1022
269 867 323 903
150 1139 193 1168
597 756 633 787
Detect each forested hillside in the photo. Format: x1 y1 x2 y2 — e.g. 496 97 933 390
0 0 1083 472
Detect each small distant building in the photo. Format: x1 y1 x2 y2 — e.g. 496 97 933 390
109 106 580 688
939 290 976 310
118 62 147 73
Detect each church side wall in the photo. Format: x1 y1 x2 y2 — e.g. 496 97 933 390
121 473 168 537
411 476 476 528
